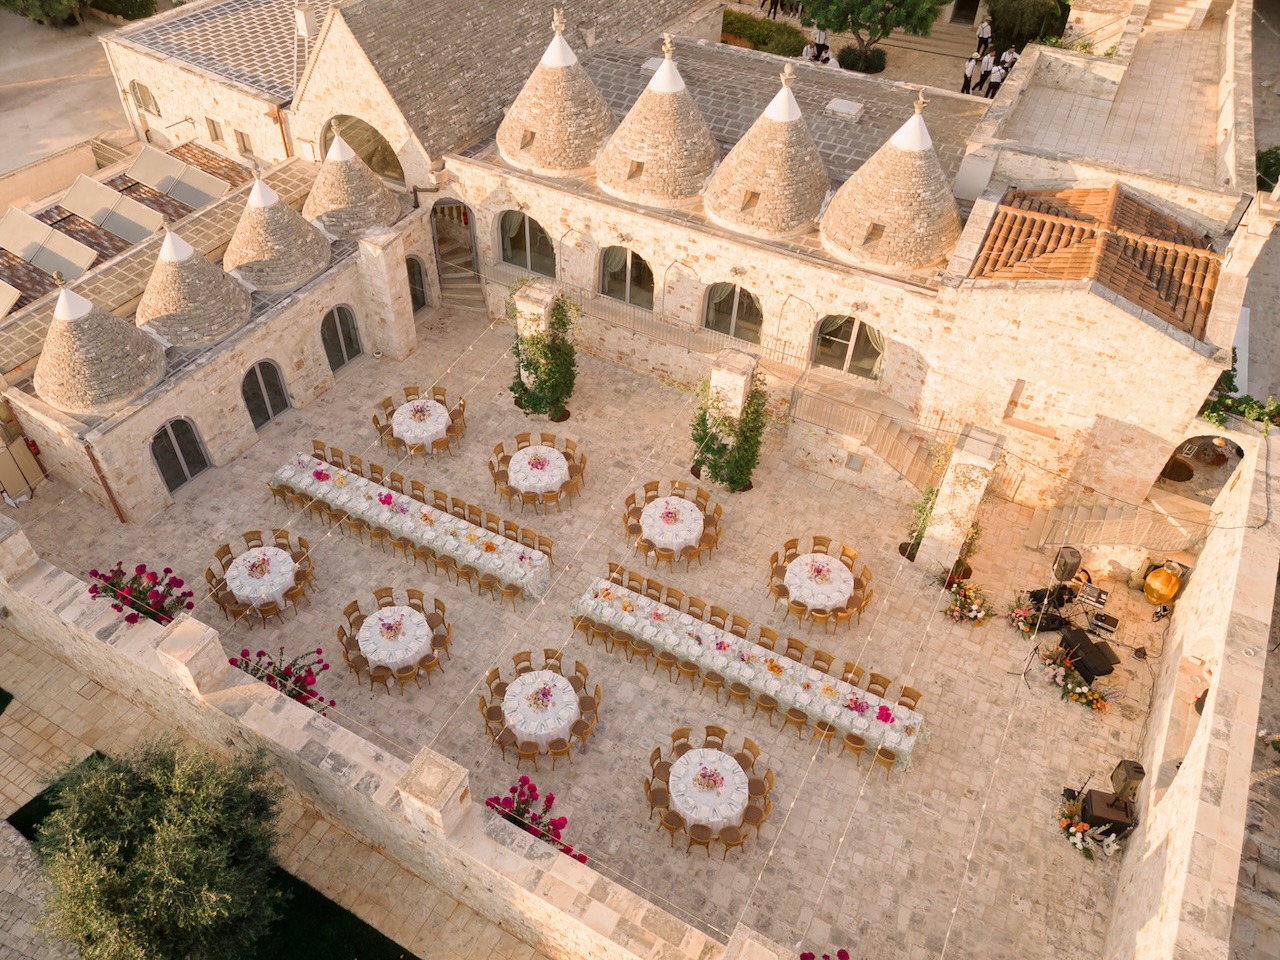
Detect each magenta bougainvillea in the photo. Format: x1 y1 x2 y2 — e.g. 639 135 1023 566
485 776 586 863
230 646 336 715
87 562 194 625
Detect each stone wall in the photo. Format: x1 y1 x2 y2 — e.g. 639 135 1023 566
0 140 100 212
1104 422 1276 958
0 516 795 960
101 41 285 166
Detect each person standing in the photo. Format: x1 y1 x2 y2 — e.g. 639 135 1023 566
767 0 780 20
976 17 993 54
976 49 994 93
1000 45 1020 71
813 26 828 59
985 63 1007 98
961 52 979 94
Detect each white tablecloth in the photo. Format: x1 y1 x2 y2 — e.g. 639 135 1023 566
357 605 432 670
571 577 924 766
669 748 749 833
225 547 295 607
507 446 568 494
503 670 579 752
271 455 552 598
640 496 703 552
391 399 449 446
785 553 854 610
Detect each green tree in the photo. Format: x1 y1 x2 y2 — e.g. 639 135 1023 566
986 0 1061 43
35 739 285 960
800 0 945 59
0 0 88 25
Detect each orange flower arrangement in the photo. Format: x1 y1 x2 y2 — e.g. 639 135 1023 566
483 541 498 553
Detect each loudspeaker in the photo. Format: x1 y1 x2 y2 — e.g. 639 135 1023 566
1053 546 1082 583
1082 789 1136 837
1110 759 1145 804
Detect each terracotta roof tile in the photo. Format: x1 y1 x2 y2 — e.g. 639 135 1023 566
969 186 1221 339
167 142 253 186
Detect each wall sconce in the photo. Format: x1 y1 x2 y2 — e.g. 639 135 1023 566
516 200 528 212
729 265 746 277
617 231 633 243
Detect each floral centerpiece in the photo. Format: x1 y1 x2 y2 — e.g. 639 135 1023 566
1259 729 1280 754
408 401 431 422
334 474 347 487
593 586 615 601
1057 796 1120 859
419 508 435 525
876 705 895 724
738 650 755 664
485 776 586 862
1041 648 1117 712
87 563 195 626
804 557 832 584
649 609 665 622
377 614 404 641
483 540 498 553
516 550 534 564
230 646 335 715
1007 593 1041 633
715 640 730 651
820 682 838 697
800 951 850 960
943 580 994 624
844 696 870 715
312 468 330 482
763 656 786 676
525 683 555 711
659 505 681 525
527 453 550 471
245 554 271 579
693 765 725 792
378 491 393 506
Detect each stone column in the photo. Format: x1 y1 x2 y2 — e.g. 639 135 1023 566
708 348 758 418
356 226 416 361
916 424 1004 573
156 617 233 697
396 747 472 838
510 278 559 337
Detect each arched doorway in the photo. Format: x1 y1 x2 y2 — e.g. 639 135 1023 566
322 116 404 183
704 282 762 345
151 418 209 493
600 246 654 309
406 257 428 312
812 315 885 380
498 210 555 277
321 306 362 371
241 360 290 429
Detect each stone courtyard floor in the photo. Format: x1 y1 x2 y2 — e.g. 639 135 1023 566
10 295 1170 959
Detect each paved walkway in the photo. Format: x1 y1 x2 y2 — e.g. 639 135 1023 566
0 631 550 960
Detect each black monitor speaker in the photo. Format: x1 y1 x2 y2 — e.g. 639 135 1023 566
1111 759 1145 804
1053 546 1081 583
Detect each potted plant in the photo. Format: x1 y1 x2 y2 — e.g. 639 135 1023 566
690 374 769 493
509 293 578 422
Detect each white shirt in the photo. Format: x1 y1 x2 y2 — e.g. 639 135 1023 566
964 58 977 77
802 43 816 59
1001 49 1020 66
978 21 992 39
989 66 1007 85
980 53 994 73
814 28 827 44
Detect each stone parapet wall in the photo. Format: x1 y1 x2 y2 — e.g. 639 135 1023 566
0 514 792 960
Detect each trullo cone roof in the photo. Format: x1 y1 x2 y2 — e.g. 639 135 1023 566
596 36 719 207
704 64 828 238
35 287 165 414
223 179 330 292
820 95 961 269
302 131 402 238
496 9 615 177
135 231 251 345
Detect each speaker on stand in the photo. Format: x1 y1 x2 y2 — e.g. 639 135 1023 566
1053 546 1082 583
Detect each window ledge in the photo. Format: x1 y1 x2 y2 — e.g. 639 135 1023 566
1002 417 1056 439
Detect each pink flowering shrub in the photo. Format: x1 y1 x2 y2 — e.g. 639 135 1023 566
800 951 851 960
230 646 336 715
485 776 587 863
87 562 194 625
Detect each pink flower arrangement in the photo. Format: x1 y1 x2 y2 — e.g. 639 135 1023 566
693 765 725 792
649 609 665 622
230 645 335 715
87 562 194 625
844 696 870 715
527 453 550 471
876 705 895 724
804 558 832 585
659 506 681 525
516 551 533 563
408 401 430 422
738 650 755 663
378 491 393 506
525 684 555 711
485 776 585 862
312 468 330 481
800 951 850 960
715 640 730 651
419 509 434 525
245 554 271 579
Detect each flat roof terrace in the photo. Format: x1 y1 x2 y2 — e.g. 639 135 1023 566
14 292 1170 958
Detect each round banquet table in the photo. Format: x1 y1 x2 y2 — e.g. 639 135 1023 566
668 748 749 832
391 399 450 446
507 445 569 494
785 552 854 610
503 670 579 752
640 496 704 552
225 546 295 607
357 605 433 670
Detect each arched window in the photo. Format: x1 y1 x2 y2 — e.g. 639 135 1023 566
129 81 161 117
499 210 555 278
321 306 362 372
813 315 885 380
241 360 291 429
600 246 654 310
406 257 428 312
704 283 763 345
321 116 404 183
151 419 208 493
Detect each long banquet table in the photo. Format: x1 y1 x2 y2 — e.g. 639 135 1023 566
571 577 924 765
272 454 552 598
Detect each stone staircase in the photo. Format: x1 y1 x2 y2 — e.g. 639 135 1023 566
435 237 486 311
1143 0 1200 30
1023 487 1213 553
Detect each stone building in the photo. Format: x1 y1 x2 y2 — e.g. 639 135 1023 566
0 2 1274 956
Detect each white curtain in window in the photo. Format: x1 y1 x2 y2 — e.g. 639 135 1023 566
819 314 848 337
862 322 885 376
501 211 524 238
707 282 736 304
602 246 628 273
